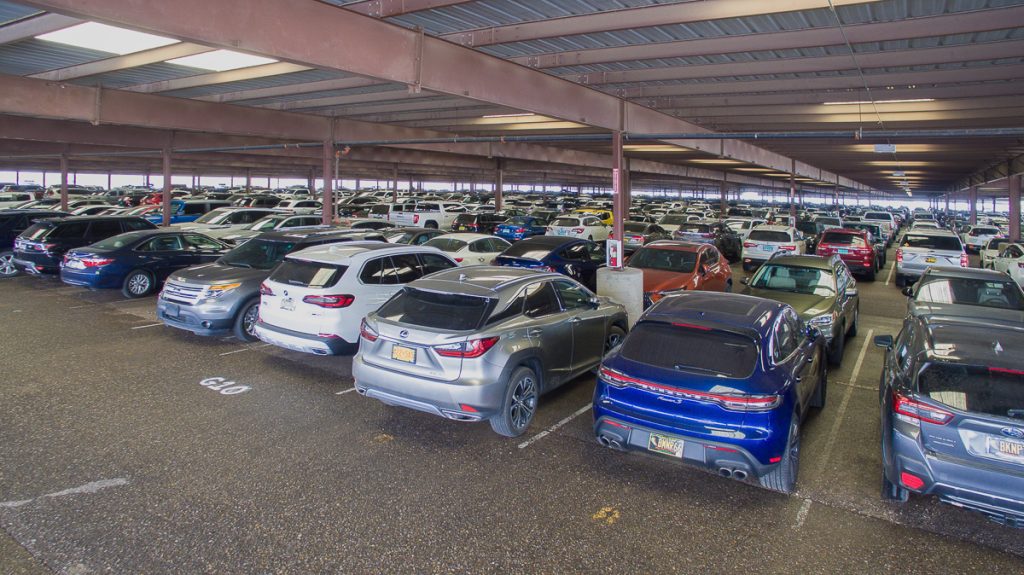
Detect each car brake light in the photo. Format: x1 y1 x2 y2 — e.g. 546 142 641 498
893 393 953 425
81 257 114 267
455 257 464 263
743 242 757 248
434 336 500 358
779 245 797 251
413 214 419 224
895 249 903 264
960 252 968 267
573 227 585 234
598 367 780 411
900 471 926 491
303 294 355 308
259 282 274 296
516 228 526 233
701 233 714 239
671 322 710 331
359 318 378 342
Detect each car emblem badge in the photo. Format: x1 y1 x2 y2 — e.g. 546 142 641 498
399 330 409 339
283 290 289 296
1001 427 1024 439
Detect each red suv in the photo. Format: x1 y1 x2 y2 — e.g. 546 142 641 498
815 228 878 280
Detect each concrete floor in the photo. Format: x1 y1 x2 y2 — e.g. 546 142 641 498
1 246 1022 574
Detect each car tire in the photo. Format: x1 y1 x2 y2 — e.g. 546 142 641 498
424 221 438 229
489 365 539 438
894 274 906 288
864 266 876 281
827 325 845 366
759 416 800 494
122 269 154 298
604 325 626 354
811 353 827 409
881 472 910 503
0 250 17 277
847 306 859 338
233 298 260 342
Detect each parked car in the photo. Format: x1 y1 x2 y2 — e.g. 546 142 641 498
626 241 732 308
795 220 825 254
275 199 321 213
157 229 385 342
863 211 896 245
724 218 767 241
423 233 511 266
494 236 606 291
0 209 70 277
656 213 695 234
354 266 629 436
741 225 807 272
991 243 1024 287
144 199 233 225
215 213 325 244
980 237 1010 270
961 225 1003 253
60 230 228 297
902 266 1024 322
382 227 445 246
494 215 550 242
593 291 826 493
254 243 458 355
0 191 36 210
814 228 879 280
546 214 609 242
451 212 508 234
610 221 671 253
842 222 887 267
176 207 282 233
741 254 858 365
895 230 967 288
672 220 742 262
874 315 1024 525
390 201 464 229
12 216 156 275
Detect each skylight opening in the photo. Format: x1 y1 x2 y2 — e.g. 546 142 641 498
36 22 178 55
166 50 277 72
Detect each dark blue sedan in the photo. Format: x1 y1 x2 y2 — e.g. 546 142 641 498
60 230 228 298
593 291 826 493
494 216 549 242
493 235 605 290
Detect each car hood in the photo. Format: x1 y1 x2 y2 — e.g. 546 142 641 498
742 287 833 319
909 301 1024 323
169 262 270 285
640 268 696 292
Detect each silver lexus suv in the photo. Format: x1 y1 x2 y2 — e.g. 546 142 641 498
353 267 629 437
895 229 967 288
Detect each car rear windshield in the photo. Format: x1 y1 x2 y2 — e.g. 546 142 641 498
820 232 866 247
377 288 495 331
270 259 347 288
751 264 836 296
218 238 297 270
678 224 712 234
552 217 580 227
620 321 758 379
193 208 233 224
660 215 688 225
748 230 791 242
20 222 56 240
627 247 697 273
864 212 891 221
917 364 1024 420
424 238 467 253
969 227 1000 236
915 277 1024 310
901 234 962 251
500 242 554 261
454 214 477 223
817 217 841 226
987 238 1009 250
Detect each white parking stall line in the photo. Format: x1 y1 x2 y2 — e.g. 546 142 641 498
68 304 94 310
518 404 591 449
815 329 874 474
218 343 272 356
884 261 896 286
130 323 162 330
792 499 813 530
335 387 358 395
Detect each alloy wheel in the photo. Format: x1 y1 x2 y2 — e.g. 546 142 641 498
243 304 259 337
0 253 16 277
128 273 151 295
509 375 538 431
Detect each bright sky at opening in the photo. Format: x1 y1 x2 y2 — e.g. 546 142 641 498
36 22 178 55
166 50 277 71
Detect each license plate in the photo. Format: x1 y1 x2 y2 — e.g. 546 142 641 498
838 248 849 254
280 298 295 311
65 259 85 269
164 302 180 318
988 436 1024 462
762 245 775 252
648 433 684 458
391 344 416 363
925 257 937 263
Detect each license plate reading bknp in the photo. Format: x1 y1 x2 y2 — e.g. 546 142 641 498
988 437 1024 462
391 344 416 363
648 433 684 458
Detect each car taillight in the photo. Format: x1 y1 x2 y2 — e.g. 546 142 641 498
81 257 114 267
303 294 355 308
455 258 464 263
598 367 780 412
779 245 797 251
434 336 500 358
701 233 714 239
743 242 757 248
573 227 585 234
259 282 274 296
413 214 420 224
628 234 643 241
960 252 968 267
516 228 526 233
893 392 953 425
359 318 378 342
895 249 903 264
900 471 926 491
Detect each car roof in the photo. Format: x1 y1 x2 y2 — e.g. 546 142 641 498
286 241 435 264
432 232 495 241
411 266 561 298
642 291 782 339
36 215 145 224
253 229 379 242
642 240 704 252
751 224 792 232
516 235 579 247
904 229 957 237
763 254 836 270
919 266 1016 281
920 315 1024 370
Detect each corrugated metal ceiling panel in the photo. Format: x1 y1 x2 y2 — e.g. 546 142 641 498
161 69 349 98
67 62 208 89
0 39 110 76
0 0 39 25
239 82 410 106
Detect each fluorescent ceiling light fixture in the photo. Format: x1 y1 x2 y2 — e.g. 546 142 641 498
623 145 688 152
688 159 745 165
822 98 935 105
36 22 178 55
734 168 775 172
166 50 277 71
482 113 535 119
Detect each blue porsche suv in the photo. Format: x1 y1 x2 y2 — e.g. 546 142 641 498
593 291 827 493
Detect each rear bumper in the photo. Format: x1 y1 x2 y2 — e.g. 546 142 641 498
60 268 122 289
12 252 58 274
254 321 354 355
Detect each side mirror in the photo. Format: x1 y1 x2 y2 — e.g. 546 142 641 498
901 286 914 297
873 335 894 349
740 277 750 286
805 325 822 341
589 296 601 309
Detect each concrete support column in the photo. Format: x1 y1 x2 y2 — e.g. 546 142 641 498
322 141 334 225
494 160 504 211
945 193 950 213
719 177 728 220
789 159 797 223
612 131 625 260
969 185 978 225
392 164 399 203
161 147 172 227
59 153 68 211
307 168 315 195
1010 170 1021 243
245 168 251 191
107 172 112 191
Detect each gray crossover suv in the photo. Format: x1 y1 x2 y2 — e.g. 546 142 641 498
353 267 629 437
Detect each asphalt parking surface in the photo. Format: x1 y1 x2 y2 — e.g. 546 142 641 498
1 246 1022 574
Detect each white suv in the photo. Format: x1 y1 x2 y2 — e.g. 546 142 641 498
254 243 458 355
391 202 465 229
741 224 807 271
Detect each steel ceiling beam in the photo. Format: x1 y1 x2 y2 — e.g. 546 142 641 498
195 77 382 103
257 89 437 111
21 0 866 188
674 96 1024 118
0 12 79 46
123 62 311 93
952 154 1024 192
439 0 878 47
342 0 473 18
30 42 214 81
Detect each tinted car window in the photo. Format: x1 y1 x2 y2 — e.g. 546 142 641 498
87 220 124 238
183 203 208 215
524 281 561 318
218 238 296 270
184 234 223 250
377 288 494 331
138 235 184 251
751 264 836 296
554 280 591 310
379 254 422 285
821 232 866 247
748 230 791 242
621 322 758 379
425 238 467 253
901 234 962 251
917 364 1023 419
271 259 347 288
501 242 555 261
48 222 89 239
627 247 697 273
915 277 1024 310
419 253 456 275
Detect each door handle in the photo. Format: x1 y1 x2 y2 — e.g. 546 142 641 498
527 329 543 336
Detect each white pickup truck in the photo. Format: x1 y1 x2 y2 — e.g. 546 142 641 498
390 201 465 229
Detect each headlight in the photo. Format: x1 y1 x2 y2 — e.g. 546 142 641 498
809 312 836 327
202 282 242 300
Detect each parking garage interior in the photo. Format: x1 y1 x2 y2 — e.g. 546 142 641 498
2 0 1024 573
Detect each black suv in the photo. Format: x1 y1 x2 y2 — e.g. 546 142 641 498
13 215 156 274
0 209 70 277
451 212 508 233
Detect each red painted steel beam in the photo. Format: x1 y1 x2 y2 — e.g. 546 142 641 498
31 43 213 81
343 0 473 18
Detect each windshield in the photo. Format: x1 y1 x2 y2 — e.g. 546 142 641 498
20 222 55 240
506 216 533 226
621 321 757 379
552 217 581 227
817 217 841 226
627 247 697 273
820 232 866 247
384 231 416 244
901 234 962 251
751 264 836 296
748 230 791 243
917 364 1023 420
248 216 285 231
725 220 751 231
915 277 1024 310
678 224 712 234
660 215 688 225
969 227 999 236
424 238 467 253
218 238 297 270
376 288 495 331
624 222 649 233
193 208 234 224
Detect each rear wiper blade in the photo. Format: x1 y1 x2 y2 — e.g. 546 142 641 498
674 364 728 376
